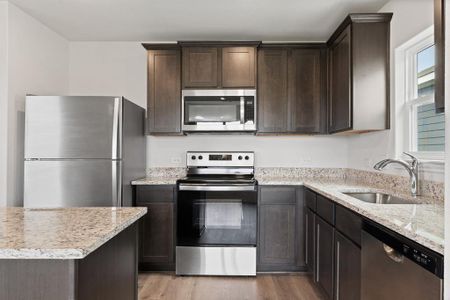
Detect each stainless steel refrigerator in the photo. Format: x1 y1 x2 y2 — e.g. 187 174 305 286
24 96 146 208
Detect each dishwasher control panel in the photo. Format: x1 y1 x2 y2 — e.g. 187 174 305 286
401 245 437 274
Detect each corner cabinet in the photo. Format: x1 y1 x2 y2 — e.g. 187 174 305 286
328 13 392 134
180 42 259 89
135 185 176 271
143 44 182 135
257 45 326 134
305 189 362 300
257 186 306 272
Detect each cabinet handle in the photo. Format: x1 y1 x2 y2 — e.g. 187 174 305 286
316 223 320 282
336 240 340 300
305 213 309 265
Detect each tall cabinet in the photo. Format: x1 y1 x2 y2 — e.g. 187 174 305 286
328 14 392 134
143 44 182 135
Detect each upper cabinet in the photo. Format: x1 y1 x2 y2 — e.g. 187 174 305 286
143 44 182 135
434 0 445 112
258 45 326 134
180 42 259 89
328 13 392 134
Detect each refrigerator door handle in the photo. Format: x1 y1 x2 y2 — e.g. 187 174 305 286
112 161 122 207
111 97 122 159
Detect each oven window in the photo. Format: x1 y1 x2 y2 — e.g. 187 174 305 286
177 191 257 246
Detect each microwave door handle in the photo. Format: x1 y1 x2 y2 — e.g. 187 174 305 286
240 96 245 124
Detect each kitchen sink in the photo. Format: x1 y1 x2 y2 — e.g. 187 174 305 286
342 192 417 204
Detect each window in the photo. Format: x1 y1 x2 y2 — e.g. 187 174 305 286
395 27 445 160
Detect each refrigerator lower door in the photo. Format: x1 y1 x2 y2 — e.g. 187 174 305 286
24 160 122 208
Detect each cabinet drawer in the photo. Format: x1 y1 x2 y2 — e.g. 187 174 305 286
335 205 362 246
136 185 175 203
305 189 317 211
260 186 296 204
316 194 335 225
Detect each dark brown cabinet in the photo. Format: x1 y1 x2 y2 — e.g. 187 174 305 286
329 27 351 133
257 48 289 132
181 43 258 89
222 47 256 87
258 186 306 271
328 14 392 134
315 216 334 299
258 45 326 134
435 0 445 112
306 188 362 300
335 231 361 300
182 47 218 88
144 45 181 135
136 185 176 271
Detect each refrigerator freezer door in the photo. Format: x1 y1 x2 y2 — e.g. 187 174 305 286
24 160 122 207
25 96 122 159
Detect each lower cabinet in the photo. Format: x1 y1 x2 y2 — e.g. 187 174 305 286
315 216 334 299
334 231 361 300
258 186 306 272
136 185 176 271
306 188 362 300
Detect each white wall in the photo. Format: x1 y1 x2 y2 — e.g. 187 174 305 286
0 2 8 205
2 2 69 206
69 42 147 108
346 0 443 181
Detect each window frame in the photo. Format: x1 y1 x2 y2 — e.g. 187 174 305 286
395 26 444 161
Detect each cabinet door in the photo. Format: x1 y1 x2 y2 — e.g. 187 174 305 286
139 202 175 267
288 48 325 133
316 216 334 299
259 203 296 267
329 26 352 133
257 49 288 133
335 231 361 300
182 47 218 88
147 49 181 134
305 208 316 275
222 47 256 88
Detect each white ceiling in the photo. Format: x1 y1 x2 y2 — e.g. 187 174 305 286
8 0 390 41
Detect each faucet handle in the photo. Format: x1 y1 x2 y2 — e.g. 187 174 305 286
403 152 418 167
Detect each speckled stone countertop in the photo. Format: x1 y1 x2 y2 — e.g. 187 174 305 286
263 177 444 255
132 177 178 185
0 207 147 259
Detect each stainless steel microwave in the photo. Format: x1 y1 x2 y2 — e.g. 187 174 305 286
182 89 256 132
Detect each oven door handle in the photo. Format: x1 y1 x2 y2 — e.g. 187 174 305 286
178 184 256 192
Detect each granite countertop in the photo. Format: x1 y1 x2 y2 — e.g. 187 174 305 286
132 174 444 255
0 207 147 259
262 176 444 255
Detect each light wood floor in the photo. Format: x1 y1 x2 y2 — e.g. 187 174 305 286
138 273 324 300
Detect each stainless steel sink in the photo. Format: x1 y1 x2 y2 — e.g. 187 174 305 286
342 192 416 204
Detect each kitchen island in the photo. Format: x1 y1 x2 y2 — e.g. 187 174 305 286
0 207 146 300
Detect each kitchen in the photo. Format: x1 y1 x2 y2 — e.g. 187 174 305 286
0 0 448 299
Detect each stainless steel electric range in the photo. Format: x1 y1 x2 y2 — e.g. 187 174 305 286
176 151 257 276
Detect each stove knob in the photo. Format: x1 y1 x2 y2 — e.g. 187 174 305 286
245 156 250 160
198 155 203 160
191 155 196 160
238 156 243 160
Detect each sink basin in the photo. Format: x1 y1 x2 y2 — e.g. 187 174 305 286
342 192 416 204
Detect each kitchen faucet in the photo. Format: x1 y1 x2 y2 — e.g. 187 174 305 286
373 152 419 197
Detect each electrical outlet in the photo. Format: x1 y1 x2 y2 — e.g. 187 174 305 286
170 157 181 164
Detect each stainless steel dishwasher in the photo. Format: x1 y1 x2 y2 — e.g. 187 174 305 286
361 222 443 300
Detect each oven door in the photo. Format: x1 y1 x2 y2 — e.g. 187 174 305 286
177 184 257 247
181 89 256 132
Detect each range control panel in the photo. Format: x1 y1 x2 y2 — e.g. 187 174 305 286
186 151 254 167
